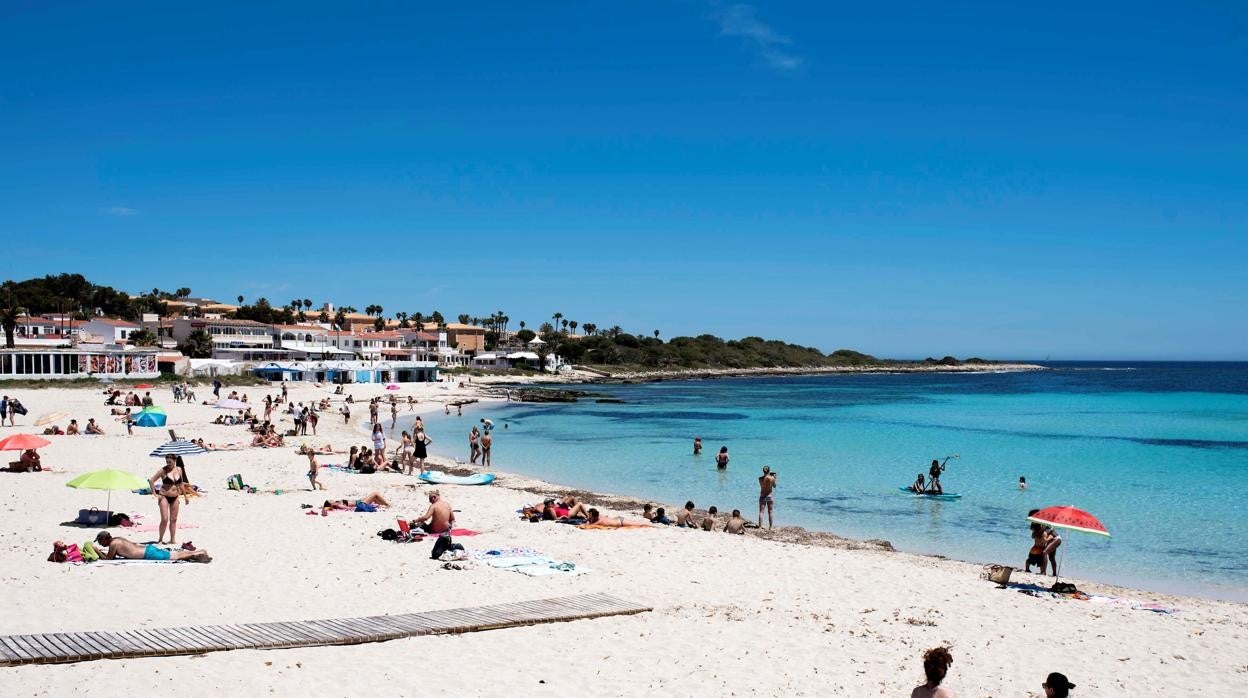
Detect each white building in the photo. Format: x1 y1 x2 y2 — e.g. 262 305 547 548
171 318 283 361
83 317 140 343
0 346 160 380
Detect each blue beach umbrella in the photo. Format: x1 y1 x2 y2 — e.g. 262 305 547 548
132 411 167 428
149 440 207 458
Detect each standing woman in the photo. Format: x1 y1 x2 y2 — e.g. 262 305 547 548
399 430 414 471
149 454 189 545
371 423 386 461
715 446 730 469
410 424 431 475
468 426 481 464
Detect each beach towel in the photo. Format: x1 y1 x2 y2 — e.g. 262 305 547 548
129 523 199 533
485 556 553 569
512 562 590 577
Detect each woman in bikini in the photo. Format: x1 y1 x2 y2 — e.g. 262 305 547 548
410 426 431 476
399 431 414 471
149 455 189 545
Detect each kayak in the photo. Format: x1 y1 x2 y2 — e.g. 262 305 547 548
898 487 961 501
419 471 496 486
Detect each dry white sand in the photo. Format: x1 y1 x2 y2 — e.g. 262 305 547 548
0 381 1244 696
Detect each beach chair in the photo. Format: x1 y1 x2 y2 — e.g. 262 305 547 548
396 519 425 542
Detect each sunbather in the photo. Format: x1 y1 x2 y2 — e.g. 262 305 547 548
94 532 211 562
65 419 80 435
84 418 104 435
320 492 391 514
6 448 42 472
701 506 718 531
723 509 746 534
410 490 454 533
675 500 697 527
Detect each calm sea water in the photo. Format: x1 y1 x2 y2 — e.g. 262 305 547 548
413 362 1248 600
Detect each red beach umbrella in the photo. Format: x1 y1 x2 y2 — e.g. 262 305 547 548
1027 506 1110 537
1026 506 1110 583
0 434 52 451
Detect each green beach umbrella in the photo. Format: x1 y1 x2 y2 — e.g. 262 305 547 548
138 406 166 415
66 469 149 516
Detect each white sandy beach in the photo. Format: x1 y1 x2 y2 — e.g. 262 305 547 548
0 380 1244 696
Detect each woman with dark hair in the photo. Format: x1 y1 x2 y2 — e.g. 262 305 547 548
715 446 729 469
910 646 955 697
1042 672 1075 698
148 454 190 545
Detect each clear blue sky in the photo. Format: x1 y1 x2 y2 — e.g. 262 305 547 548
2 1 1245 360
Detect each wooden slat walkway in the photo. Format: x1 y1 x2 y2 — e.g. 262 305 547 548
0 593 649 666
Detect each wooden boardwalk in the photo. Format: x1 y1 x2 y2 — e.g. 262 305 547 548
0 593 649 666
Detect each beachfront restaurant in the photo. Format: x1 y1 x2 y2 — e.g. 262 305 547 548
0 347 160 380
251 360 438 384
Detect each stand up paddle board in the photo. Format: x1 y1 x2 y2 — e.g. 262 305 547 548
898 487 961 501
420 472 496 486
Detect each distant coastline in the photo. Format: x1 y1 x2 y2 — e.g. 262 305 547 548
571 361 1046 383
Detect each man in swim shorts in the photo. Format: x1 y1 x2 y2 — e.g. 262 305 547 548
94 532 211 562
410 490 455 534
758 465 777 529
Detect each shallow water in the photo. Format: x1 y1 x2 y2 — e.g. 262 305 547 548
412 362 1248 600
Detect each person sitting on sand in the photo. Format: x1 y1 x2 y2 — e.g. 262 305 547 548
321 492 391 514
910 646 955 698
701 506 718 531
675 500 697 527
84 418 104 435
6 448 42 472
642 503 655 521
723 509 746 534
65 419 80 435
652 507 672 525
1042 672 1075 698
94 531 211 563
410 490 454 534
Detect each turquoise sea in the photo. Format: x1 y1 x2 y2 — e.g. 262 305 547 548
413 362 1248 601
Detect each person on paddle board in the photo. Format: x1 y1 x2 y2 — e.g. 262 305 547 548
928 457 953 494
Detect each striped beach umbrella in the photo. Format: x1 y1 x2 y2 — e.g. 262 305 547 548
149 440 208 458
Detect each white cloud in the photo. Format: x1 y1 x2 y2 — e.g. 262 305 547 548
713 3 803 71
106 206 138 216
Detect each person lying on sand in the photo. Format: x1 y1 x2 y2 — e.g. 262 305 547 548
94 532 211 562
42 426 65 436
642 503 655 521
297 443 338 455
652 507 672 525
320 492 391 515
723 509 746 534
6 448 42 472
410 490 454 533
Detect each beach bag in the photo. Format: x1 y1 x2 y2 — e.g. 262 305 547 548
983 564 1013 585
76 508 111 526
378 529 399 541
430 534 462 560
64 544 84 563
12 400 27 415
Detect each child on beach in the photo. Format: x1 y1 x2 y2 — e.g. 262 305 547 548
723 509 746 534
307 452 325 490
676 501 697 527
910 647 955 698
701 506 718 531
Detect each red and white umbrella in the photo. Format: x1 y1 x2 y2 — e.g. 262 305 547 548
1026 505 1109 582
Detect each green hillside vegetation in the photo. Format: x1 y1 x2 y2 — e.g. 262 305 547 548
550 332 886 370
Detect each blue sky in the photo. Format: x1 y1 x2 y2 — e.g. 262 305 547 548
2 1 1245 360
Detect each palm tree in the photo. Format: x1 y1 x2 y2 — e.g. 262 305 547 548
291 299 301 313
458 313 470 325
1 281 25 349
302 298 312 311
562 319 569 334
333 309 346 331
430 310 444 325
654 329 661 339
569 320 578 335
583 323 597 336
413 312 425 332
176 287 191 299
396 311 409 328
237 295 245 305
519 320 526 330
552 312 563 334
